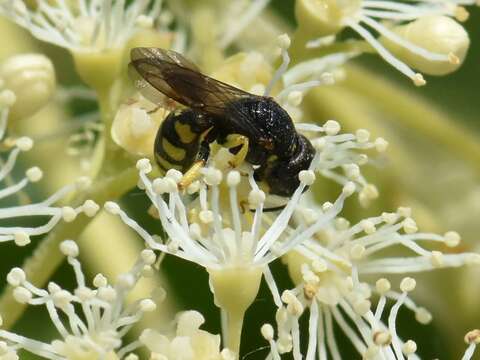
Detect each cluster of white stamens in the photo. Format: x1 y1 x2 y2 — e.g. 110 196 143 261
290 205 479 277
267 34 350 123
297 121 386 205
0 91 98 246
0 0 163 52
140 311 235 360
106 157 356 272
0 240 158 359
261 204 480 358
297 0 475 84
265 276 424 360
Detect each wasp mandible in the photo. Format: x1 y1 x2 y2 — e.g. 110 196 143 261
129 47 315 197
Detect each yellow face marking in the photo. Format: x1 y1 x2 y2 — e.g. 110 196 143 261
174 122 197 143
223 134 244 147
224 135 249 168
162 138 186 162
267 154 278 164
156 155 182 171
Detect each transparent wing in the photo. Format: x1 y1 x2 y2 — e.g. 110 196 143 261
129 47 265 139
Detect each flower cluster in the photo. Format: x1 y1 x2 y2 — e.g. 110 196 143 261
264 277 422 360
0 0 162 53
0 240 159 359
141 311 234 360
106 117 385 273
0 57 99 246
99 121 384 353
295 0 475 84
261 204 480 358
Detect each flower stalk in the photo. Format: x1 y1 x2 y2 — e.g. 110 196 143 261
208 266 263 354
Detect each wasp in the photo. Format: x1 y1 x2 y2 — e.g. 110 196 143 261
129 47 315 197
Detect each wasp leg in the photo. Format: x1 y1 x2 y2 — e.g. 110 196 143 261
223 135 249 169
178 130 216 190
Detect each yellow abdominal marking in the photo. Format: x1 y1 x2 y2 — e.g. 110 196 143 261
175 122 197 143
156 155 182 171
162 138 186 162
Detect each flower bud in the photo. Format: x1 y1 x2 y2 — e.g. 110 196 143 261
111 97 167 156
0 54 55 120
381 16 469 76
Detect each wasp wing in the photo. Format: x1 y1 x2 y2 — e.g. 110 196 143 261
129 47 266 139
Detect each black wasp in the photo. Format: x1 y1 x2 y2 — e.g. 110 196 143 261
129 47 315 197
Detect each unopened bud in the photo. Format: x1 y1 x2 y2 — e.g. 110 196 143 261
112 102 165 156
381 16 470 76
0 54 55 120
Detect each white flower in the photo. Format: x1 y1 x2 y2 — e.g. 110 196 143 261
266 278 422 360
0 77 98 246
0 0 162 53
105 121 380 293
296 0 476 84
105 116 382 353
0 240 159 359
295 122 384 205
265 34 354 122
262 206 480 359
141 311 234 360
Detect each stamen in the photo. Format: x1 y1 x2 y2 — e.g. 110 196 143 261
265 34 291 96
360 15 449 62
346 19 425 85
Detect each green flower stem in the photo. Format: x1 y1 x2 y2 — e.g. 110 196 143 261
208 267 263 355
0 165 143 329
225 310 244 356
343 65 480 174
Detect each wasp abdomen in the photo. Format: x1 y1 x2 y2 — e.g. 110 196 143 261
154 109 213 172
